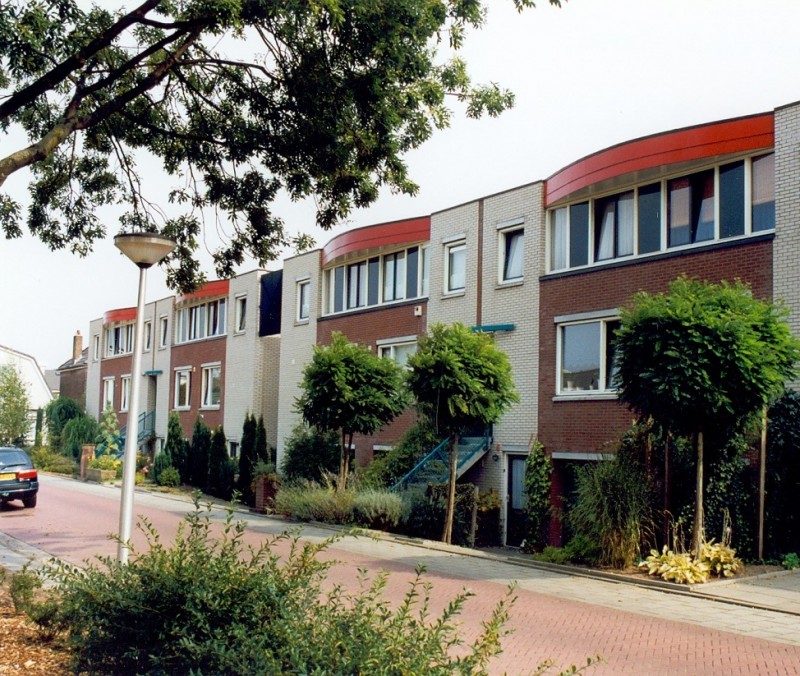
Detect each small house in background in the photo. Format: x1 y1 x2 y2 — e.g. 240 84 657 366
0 344 54 443
56 331 89 408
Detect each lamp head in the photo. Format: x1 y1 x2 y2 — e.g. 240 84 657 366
114 232 177 269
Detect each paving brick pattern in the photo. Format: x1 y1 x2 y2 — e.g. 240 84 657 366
3 475 800 675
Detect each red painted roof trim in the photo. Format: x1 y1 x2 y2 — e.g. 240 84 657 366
545 113 774 206
175 279 230 304
103 307 137 324
321 217 430 266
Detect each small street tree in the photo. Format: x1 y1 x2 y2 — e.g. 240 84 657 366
45 396 83 452
237 413 257 506
614 276 800 554
189 417 211 488
296 332 409 489
406 323 518 544
0 363 30 445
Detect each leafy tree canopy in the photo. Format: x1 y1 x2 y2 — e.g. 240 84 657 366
614 276 800 436
406 322 519 436
296 331 409 486
0 363 31 445
0 0 558 291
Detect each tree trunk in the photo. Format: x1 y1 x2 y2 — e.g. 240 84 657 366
338 430 347 491
442 434 459 544
663 431 671 547
758 406 767 560
692 430 705 556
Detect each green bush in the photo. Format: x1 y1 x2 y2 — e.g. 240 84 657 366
398 484 478 546
152 450 174 484
360 422 439 488
352 489 407 530
29 446 76 474
281 425 340 482
531 546 571 565
782 552 800 570
29 500 516 674
89 454 119 471
157 466 181 488
45 396 83 452
522 441 552 552
274 481 356 523
189 418 212 488
61 414 99 459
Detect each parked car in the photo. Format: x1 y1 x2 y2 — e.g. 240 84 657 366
0 447 38 508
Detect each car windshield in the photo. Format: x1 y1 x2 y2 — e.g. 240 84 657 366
0 450 30 470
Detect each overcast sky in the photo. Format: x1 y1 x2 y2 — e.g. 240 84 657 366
2 0 800 370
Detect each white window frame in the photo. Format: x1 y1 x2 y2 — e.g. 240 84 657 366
174 368 191 410
159 315 169 349
377 336 418 368
92 334 100 361
297 279 310 321
498 219 524 284
201 363 221 409
444 239 466 294
143 320 152 352
120 375 131 412
555 310 620 398
235 294 247 333
102 377 115 410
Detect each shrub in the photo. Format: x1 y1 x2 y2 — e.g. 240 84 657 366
398 484 478 546
89 454 119 472
281 425 340 482
360 422 439 488
522 441 552 552
352 489 407 530
45 397 83 452
61 414 100 459
157 466 181 488
189 418 212 488
29 446 76 474
700 539 743 578
782 552 800 570
531 546 571 565
28 500 517 674
209 426 234 499
274 481 356 523
152 450 174 485
639 546 711 584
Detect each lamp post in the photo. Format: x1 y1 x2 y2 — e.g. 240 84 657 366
114 232 176 563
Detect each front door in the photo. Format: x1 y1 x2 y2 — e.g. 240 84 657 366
506 455 527 547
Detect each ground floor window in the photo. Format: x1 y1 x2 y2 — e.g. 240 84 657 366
557 314 620 394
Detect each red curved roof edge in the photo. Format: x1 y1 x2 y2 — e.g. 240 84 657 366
321 216 431 266
545 112 774 206
175 279 230 304
103 307 137 324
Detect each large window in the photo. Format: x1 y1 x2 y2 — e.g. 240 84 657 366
445 241 466 293
558 316 620 395
324 245 428 315
176 298 227 343
201 364 221 408
174 369 190 409
500 226 524 282
548 153 775 273
105 323 134 357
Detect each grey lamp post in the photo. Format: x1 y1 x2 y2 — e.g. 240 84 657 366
114 232 176 563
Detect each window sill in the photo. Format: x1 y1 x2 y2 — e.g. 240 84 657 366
233 329 246 336
553 392 618 402
173 406 191 412
295 319 310 326
442 290 465 299
200 405 221 411
496 279 523 290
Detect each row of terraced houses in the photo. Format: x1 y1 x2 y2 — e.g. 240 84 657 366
84 101 800 546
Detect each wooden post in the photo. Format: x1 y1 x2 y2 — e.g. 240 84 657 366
758 406 767 560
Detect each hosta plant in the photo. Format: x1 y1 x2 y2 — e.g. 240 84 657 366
701 539 743 578
639 546 711 584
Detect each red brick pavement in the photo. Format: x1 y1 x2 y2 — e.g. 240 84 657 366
3 477 800 675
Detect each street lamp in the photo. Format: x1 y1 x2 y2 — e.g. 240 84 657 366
114 232 176 563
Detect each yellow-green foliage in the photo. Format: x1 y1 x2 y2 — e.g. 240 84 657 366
701 539 743 578
639 546 711 584
89 454 119 471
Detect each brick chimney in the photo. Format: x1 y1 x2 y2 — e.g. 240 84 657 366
73 330 83 363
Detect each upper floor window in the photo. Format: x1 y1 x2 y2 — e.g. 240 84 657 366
105 323 134 357
92 334 100 361
235 295 247 332
557 315 620 395
297 281 310 321
143 321 152 352
175 298 227 344
548 153 775 273
499 224 524 283
323 245 428 315
159 316 169 348
445 241 466 293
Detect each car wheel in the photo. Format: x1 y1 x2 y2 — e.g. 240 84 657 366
22 494 37 508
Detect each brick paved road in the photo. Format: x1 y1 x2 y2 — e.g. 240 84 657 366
2 475 799 675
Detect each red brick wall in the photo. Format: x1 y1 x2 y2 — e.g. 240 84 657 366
538 238 773 455
170 337 227 436
317 301 427 464
59 367 87 410
99 354 133 424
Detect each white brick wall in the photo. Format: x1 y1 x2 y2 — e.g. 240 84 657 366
774 101 800 389
275 250 322 469
85 317 103 420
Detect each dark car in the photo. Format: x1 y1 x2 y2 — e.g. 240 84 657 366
0 447 38 508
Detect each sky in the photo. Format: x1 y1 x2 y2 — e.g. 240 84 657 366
2 0 800 370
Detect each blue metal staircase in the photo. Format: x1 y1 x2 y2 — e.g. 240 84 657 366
96 411 155 457
391 432 491 492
